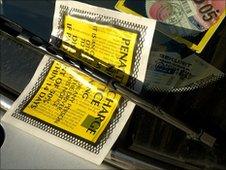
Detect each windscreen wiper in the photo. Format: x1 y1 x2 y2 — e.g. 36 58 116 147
0 15 216 147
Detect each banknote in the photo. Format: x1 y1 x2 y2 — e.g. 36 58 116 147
146 0 225 32
2 0 156 165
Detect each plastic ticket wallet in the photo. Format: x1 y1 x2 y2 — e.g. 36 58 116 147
2 0 156 165
2 55 134 165
115 0 226 53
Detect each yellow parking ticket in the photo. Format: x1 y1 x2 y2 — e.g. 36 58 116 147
22 14 139 146
61 15 138 83
23 60 121 143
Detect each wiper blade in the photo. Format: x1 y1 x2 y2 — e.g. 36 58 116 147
0 15 216 147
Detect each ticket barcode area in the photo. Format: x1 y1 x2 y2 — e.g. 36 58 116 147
23 60 121 143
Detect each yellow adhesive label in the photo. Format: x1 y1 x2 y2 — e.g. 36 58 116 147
23 60 121 143
61 15 138 83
